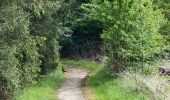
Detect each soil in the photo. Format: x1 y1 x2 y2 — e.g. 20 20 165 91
58 67 89 100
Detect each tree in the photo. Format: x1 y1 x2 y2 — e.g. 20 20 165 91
83 0 167 75
0 0 42 98
0 0 66 98
26 0 66 74
154 0 170 57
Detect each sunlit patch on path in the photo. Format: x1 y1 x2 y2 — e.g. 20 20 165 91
58 67 88 100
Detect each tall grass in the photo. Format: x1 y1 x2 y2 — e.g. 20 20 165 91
15 66 64 100
121 71 170 100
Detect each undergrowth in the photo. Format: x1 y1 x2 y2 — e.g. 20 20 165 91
15 65 64 100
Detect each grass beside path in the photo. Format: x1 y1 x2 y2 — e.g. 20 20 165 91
62 59 99 71
15 65 64 100
62 59 149 100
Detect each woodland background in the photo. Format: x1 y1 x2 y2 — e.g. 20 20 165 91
0 0 169 99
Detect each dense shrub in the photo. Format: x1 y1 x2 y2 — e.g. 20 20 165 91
0 0 65 98
83 0 167 74
27 0 65 74
0 1 42 98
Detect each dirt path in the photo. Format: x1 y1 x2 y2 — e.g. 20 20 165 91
58 67 89 100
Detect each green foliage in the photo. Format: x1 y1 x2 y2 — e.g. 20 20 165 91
83 0 167 74
0 1 41 97
25 0 66 74
0 0 66 98
156 0 170 56
61 19 103 58
59 0 104 59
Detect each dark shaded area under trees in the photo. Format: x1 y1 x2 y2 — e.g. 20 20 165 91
60 19 104 59
59 0 104 60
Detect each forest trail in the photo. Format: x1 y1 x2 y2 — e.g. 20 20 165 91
58 67 89 100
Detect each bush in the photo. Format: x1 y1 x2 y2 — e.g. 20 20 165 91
0 0 65 98
0 1 42 97
25 0 66 74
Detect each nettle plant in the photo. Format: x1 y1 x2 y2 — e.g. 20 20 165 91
83 0 167 74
